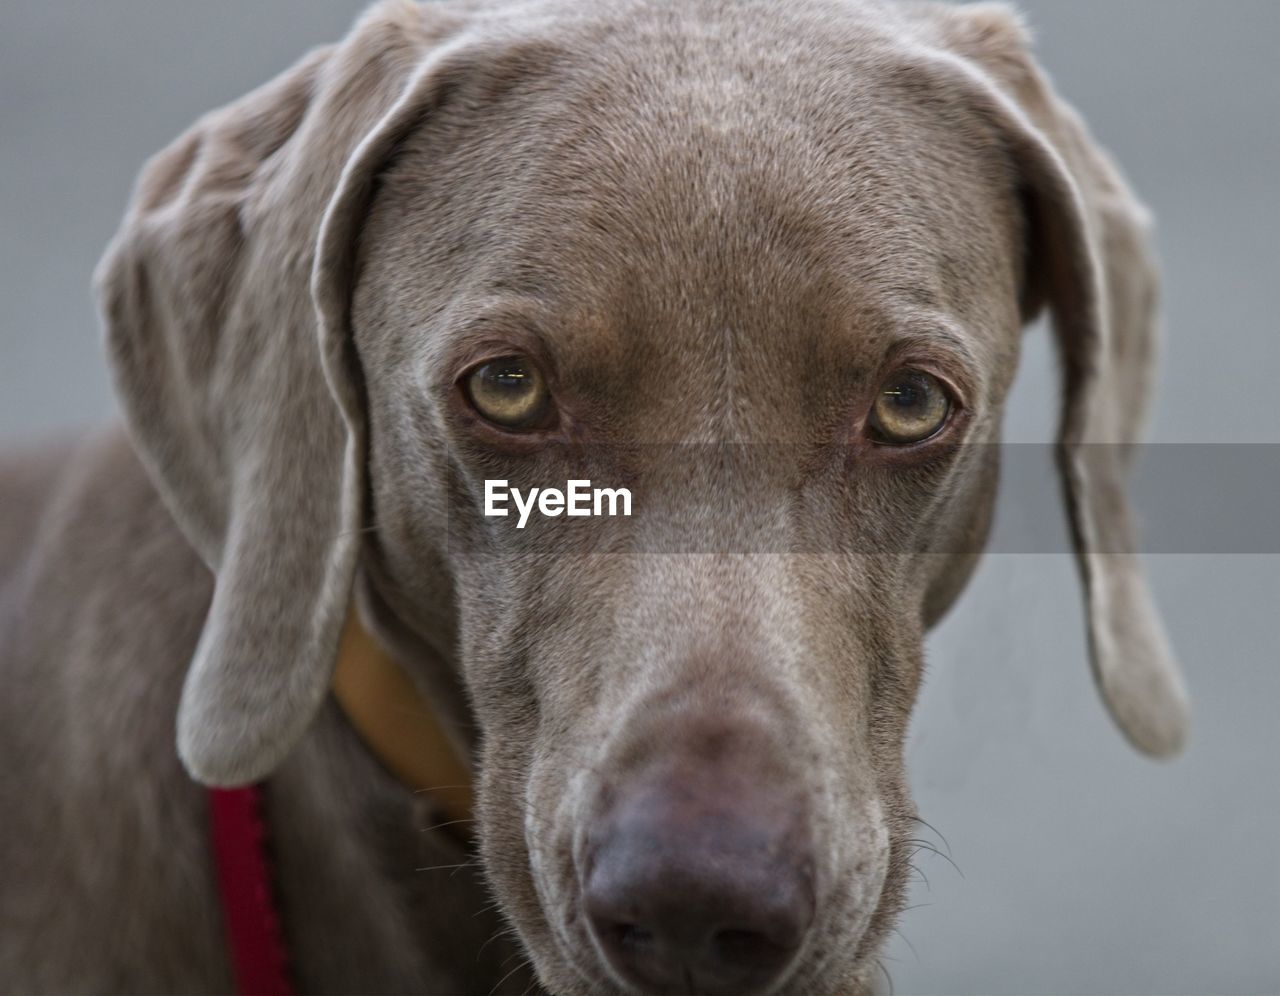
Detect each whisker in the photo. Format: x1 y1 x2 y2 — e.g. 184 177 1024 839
910 815 954 857
499 946 529 968
476 927 507 961
906 839 964 879
413 784 473 795
876 958 895 995
907 861 931 891
891 925 920 963
415 860 476 873
488 955 532 996
419 817 477 834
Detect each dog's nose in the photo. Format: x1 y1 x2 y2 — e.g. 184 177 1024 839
583 772 813 995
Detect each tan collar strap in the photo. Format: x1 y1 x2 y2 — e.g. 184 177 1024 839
331 608 474 835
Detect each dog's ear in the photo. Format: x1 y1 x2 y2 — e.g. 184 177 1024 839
906 3 1190 756
96 2 470 785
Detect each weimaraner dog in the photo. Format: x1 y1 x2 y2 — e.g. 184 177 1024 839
0 0 1189 993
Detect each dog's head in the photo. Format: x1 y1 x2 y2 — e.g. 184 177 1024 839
97 1 1189 992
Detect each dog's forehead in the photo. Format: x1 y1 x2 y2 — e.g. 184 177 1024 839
364 0 1024 426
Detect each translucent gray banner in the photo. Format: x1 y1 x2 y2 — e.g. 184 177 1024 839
442 444 1280 554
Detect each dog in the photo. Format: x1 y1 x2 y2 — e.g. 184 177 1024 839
0 0 1190 992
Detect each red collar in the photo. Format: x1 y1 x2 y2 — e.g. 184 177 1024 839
209 786 294 996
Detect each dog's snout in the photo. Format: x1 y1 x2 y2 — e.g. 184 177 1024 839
583 769 814 995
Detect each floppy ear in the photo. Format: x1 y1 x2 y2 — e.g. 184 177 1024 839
96 2 469 785
905 3 1190 756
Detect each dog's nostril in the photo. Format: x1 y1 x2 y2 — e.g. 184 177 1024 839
613 923 654 954
586 884 810 996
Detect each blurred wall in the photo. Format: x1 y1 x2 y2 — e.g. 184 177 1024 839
1 2 1276 992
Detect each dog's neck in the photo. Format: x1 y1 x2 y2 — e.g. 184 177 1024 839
331 606 474 834
209 608 483 994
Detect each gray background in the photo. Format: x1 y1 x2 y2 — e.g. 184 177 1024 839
2 1 1277 992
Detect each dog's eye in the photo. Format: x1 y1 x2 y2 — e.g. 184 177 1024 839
869 370 951 444
464 356 552 429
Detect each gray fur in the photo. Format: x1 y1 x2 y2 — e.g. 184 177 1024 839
0 1 1186 992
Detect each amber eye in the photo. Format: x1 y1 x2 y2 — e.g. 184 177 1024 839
464 356 552 429
869 370 951 444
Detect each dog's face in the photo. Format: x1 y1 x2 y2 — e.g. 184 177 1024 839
97 1 1190 993
351 27 1022 989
